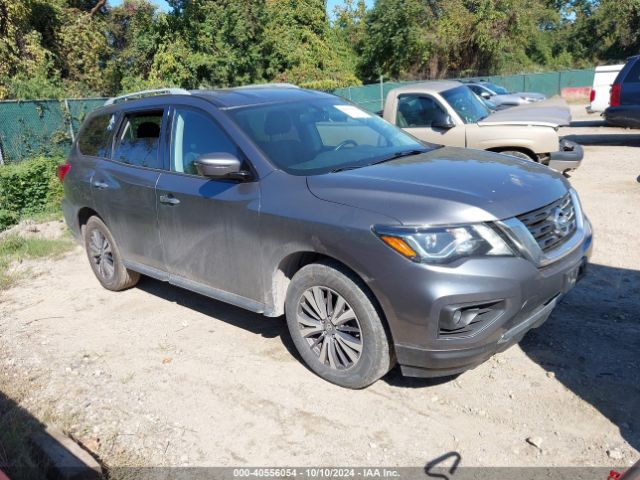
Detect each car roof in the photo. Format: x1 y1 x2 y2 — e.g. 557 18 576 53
389 80 462 95
93 86 338 117
192 86 335 109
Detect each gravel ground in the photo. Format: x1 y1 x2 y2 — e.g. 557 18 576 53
0 105 638 470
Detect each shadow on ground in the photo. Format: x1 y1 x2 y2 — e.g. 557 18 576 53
0 390 43 479
135 277 301 362
0 390 103 480
520 263 640 452
565 121 640 146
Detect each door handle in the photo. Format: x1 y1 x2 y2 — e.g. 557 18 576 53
159 194 180 206
92 180 109 190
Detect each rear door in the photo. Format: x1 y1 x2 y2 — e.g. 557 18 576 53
155 101 263 308
395 93 466 146
72 112 118 227
90 108 167 272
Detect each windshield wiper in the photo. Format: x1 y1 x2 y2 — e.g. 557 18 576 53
331 149 428 173
368 149 429 166
331 164 367 173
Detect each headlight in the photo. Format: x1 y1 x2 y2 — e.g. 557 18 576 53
373 224 514 265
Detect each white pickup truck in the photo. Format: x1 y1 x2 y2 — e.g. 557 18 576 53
381 81 583 173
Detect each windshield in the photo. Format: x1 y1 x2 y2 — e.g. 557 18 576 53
484 82 509 94
228 99 426 175
441 86 491 124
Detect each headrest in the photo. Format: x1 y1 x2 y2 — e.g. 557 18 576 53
264 111 292 136
137 122 160 139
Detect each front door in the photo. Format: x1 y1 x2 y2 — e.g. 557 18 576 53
156 106 264 309
91 108 166 271
395 94 466 146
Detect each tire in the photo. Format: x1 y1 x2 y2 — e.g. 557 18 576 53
84 216 140 291
500 150 536 161
285 261 394 389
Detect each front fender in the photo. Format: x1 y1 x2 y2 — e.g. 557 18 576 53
465 124 559 154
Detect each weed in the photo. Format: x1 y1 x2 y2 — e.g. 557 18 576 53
0 235 73 290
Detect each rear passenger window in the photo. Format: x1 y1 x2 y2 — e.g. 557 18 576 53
113 110 164 169
78 114 117 158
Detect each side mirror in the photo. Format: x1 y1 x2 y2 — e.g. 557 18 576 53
432 114 455 130
481 92 491 100
194 153 251 181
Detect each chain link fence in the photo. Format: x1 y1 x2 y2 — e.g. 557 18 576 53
334 68 596 112
0 98 107 164
0 68 595 164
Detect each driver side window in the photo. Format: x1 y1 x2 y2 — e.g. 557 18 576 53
171 108 240 175
396 95 446 128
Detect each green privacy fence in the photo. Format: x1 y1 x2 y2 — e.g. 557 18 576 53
0 68 595 164
0 98 107 164
334 68 596 112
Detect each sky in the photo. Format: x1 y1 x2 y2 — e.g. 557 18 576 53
108 0 374 13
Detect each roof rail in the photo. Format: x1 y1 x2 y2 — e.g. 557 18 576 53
232 83 300 90
104 88 191 106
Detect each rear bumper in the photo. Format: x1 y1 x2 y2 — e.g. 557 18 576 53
62 198 82 243
548 139 583 172
604 106 640 128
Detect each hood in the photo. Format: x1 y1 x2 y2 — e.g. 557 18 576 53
307 147 569 226
492 93 528 105
512 91 547 101
480 98 571 127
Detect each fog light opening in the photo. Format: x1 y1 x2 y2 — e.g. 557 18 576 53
439 300 505 337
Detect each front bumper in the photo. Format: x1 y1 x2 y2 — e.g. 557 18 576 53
367 210 593 379
548 139 583 172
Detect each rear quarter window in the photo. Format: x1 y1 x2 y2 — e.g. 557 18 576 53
78 113 118 158
621 58 640 84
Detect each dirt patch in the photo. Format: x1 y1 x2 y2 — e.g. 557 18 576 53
0 105 638 469
0 219 67 241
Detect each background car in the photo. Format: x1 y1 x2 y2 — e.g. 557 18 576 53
587 63 624 113
604 55 640 128
383 81 582 173
466 81 547 107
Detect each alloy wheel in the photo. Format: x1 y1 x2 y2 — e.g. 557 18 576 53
88 229 115 281
296 286 363 370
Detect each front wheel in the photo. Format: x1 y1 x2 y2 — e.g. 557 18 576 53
84 216 140 291
285 261 394 389
500 150 536 161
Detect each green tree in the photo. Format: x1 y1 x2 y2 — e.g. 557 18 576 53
262 0 359 89
0 0 64 98
57 7 112 96
106 0 164 92
154 0 267 88
357 0 432 80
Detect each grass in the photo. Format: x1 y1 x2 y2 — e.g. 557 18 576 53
0 234 74 290
22 206 64 224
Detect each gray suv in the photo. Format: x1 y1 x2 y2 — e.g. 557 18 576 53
61 86 593 388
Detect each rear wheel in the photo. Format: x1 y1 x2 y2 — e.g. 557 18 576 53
285 261 394 389
84 216 139 291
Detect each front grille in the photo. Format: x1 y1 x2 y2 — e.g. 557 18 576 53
517 193 577 253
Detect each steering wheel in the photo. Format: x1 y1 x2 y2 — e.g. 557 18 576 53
334 139 359 151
